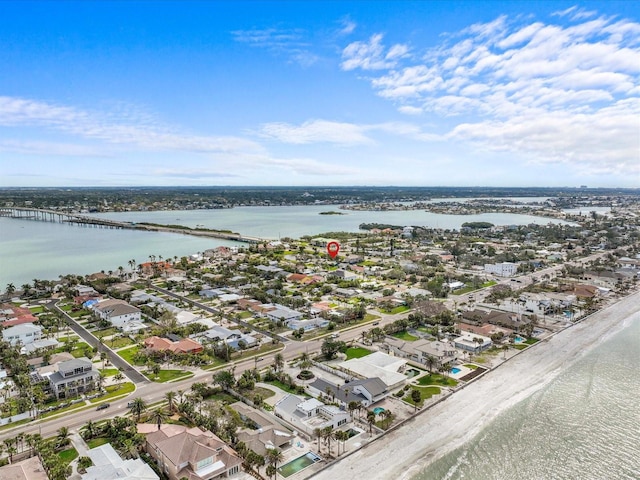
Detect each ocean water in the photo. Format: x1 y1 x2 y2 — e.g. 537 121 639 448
414 316 640 480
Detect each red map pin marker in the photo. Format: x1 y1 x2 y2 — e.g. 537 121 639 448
327 241 340 259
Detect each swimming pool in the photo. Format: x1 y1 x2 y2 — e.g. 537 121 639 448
278 452 322 478
451 367 461 374
514 336 525 343
373 407 385 415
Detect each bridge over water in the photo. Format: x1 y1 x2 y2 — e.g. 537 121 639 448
0 207 264 243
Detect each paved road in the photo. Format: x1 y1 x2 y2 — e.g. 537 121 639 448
49 301 149 384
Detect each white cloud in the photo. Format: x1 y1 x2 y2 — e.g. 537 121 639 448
258 119 442 145
342 11 640 175
341 33 409 71
0 96 263 155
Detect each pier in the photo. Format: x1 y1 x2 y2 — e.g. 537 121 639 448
0 207 264 243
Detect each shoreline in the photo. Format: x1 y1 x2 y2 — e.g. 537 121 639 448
312 289 640 480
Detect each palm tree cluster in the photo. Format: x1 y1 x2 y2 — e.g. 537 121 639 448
80 416 145 460
0 429 71 480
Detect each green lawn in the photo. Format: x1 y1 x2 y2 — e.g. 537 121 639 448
109 336 135 349
86 437 110 449
147 369 194 383
450 281 498 295
381 305 410 314
463 364 478 370
118 346 140 365
238 311 253 319
89 382 135 402
524 338 539 345
263 379 301 395
99 368 119 377
69 309 91 318
345 347 373 360
392 331 419 341
404 386 441 406
416 373 458 387
29 305 45 313
94 327 118 339
58 448 78 464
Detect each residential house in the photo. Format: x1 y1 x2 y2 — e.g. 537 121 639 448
0 304 38 328
93 299 141 329
231 402 294 456
264 304 304 326
2 323 42 346
452 331 492 353
383 337 457 369
139 424 242 480
81 443 159 480
44 357 100 399
144 336 204 354
0 456 48 480
191 326 257 350
337 351 407 390
274 395 349 437
308 377 387 408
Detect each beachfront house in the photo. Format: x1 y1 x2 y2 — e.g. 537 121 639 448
452 332 492 353
274 395 350 438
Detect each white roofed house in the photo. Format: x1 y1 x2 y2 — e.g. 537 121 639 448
453 331 492 353
81 442 159 480
93 299 141 329
2 323 42 347
274 394 350 437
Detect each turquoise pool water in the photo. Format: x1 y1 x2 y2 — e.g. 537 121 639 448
515 336 525 343
373 407 385 415
278 452 321 477
451 367 461 374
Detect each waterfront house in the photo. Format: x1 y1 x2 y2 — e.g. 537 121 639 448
231 402 294 456
138 424 242 480
191 326 257 350
308 377 388 408
452 331 492 353
382 337 457 369
274 395 350 437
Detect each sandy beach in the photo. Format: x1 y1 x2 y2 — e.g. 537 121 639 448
312 290 640 480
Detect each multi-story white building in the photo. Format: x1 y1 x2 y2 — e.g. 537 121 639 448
484 262 519 277
2 323 42 346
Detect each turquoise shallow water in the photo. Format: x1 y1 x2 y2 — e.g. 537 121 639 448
413 316 640 480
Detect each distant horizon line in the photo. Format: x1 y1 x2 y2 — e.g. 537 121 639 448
1 185 638 190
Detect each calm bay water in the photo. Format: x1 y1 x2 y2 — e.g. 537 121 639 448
415 316 640 480
1 203 567 288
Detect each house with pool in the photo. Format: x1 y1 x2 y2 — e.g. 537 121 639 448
382 337 457 369
274 395 350 438
452 331 492 353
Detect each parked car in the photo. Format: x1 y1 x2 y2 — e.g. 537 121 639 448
96 403 110 411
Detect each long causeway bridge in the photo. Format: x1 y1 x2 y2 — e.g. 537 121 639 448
0 207 264 243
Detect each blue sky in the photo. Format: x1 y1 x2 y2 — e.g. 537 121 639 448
0 1 638 187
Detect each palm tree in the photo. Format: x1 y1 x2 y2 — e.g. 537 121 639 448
4 283 16 296
367 410 376 433
265 447 284 471
56 427 70 450
81 420 97 440
314 427 323 453
3 438 16 463
129 397 147 422
151 408 168 430
165 391 177 413
274 353 284 373
425 355 437 373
